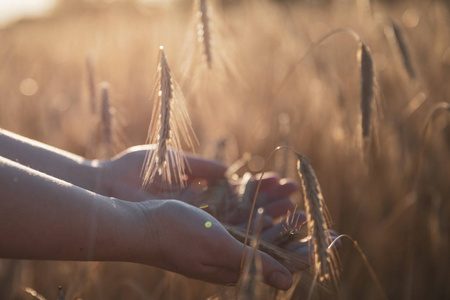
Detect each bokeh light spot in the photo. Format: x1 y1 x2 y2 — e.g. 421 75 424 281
402 9 420 28
19 78 38 96
192 179 208 193
248 155 265 172
205 221 212 228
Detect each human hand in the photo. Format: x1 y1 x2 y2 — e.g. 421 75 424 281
98 145 226 201
99 146 298 225
131 199 293 290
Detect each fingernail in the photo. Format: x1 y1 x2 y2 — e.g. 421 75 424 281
269 271 292 290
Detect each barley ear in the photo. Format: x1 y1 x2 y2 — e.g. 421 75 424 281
296 154 339 288
142 46 197 189
197 0 212 68
357 42 374 140
391 21 416 79
100 82 113 158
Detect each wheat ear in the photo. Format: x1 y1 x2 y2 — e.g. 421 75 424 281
357 42 374 140
142 46 197 189
296 154 339 286
391 21 416 79
197 0 212 68
100 82 113 158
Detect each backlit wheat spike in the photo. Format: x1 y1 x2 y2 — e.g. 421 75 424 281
296 154 339 285
391 21 416 79
100 82 114 158
86 55 97 114
238 209 264 299
357 42 374 139
142 46 197 189
197 0 212 68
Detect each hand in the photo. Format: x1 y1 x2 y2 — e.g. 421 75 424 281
259 211 340 272
132 199 293 290
99 146 298 225
98 145 227 201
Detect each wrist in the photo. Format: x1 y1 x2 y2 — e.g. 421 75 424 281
92 159 115 197
118 200 162 265
93 199 150 263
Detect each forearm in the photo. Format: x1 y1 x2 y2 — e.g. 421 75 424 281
0 128 102 193
0 156 142 262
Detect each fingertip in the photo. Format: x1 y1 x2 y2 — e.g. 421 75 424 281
269 271 293 290
185 154 227 181
263 198 295 218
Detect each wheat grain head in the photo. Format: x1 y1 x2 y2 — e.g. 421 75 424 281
391 21 416 79
142 47 197 189
357 42 374 140
197 0 212 68
296 154 339 286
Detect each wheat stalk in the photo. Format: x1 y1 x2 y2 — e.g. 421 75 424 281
414 102 450 188
142 46 197 189
238 209 264 299
86 55 97 114
296 154 339 287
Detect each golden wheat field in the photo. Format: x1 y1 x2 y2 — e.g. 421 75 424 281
1 0 450 299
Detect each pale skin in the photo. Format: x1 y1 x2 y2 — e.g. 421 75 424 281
0 129 312 290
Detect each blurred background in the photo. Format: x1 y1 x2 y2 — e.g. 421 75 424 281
0 0 449 299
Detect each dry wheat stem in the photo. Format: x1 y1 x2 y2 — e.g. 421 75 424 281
142 47 197 189
328 234 388 300
238 209 265 299
23 287 47 300
273 27 362 97
296 154 339 287
238 147 289 273
381 104 450 230
86 55 97 114
414 102 450 188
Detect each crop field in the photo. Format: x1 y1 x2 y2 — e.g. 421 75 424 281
0 0 449 299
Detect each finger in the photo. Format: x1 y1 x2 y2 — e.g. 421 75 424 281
261 212 307 242
258 250 293 290
195 264 242 285
260 179 299 205
255 172 281 192
262 198 295 219
236 215 274 232
184 154 227 182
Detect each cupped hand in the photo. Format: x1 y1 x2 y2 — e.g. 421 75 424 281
99 146 298 225
132 199 293 290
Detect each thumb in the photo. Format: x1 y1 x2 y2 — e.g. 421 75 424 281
220 239 293 290
257 250 293 290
